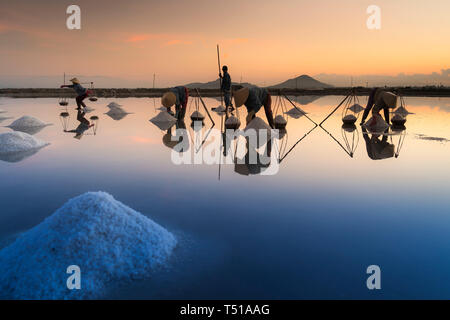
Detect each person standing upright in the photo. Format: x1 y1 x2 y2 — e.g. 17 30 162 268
219 65 232 113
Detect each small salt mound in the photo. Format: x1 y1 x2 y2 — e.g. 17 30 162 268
157 106 167 111
213 105 226 113
284 107 306 119
190 110 205 121
394 106 413 115
83 106 95 113
150 111 177 131
363 114 389 132
348 104 365 113
274 115 287 125
8 116 48 129
392 114 405 121
0 192 177 299
0 131 49 154
105 105 130 121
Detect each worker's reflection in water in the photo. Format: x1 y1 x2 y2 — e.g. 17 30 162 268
362 126 394 160
162 120 190 153
234 133 273 176
64 109 94 140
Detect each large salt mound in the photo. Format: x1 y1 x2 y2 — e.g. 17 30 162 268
0 192 177 299
363 114 389 132
0 131 49 154
150 111 177 131
8 116 49 129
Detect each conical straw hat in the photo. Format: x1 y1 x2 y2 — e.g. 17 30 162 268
161 92 176 108
70 78 80 84
233 87 249 108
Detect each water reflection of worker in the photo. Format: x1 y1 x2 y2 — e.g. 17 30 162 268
361 126 394 160
233 86 275 129
60 78 91 110
360 88 398 125
162 120 190 152
234 136 273 175
161 86 189 121
64 109 94 140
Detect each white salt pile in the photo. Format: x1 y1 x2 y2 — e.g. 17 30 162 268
8 116 49 129
150 111 177 131
190 110 205 121
363 114 389 132
0 192 177 299
245 117 272 142
213 105 226 113
158 106 168 111
394 106 413 115
348 104 365 113
0 131 49 154
83 106 95 113
284 107 306 119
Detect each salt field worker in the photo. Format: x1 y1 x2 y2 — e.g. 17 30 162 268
219 65 233 111
64 109 94 140
233 86 275 128
161 86 189 121
60 78 91 110
360 87 398 125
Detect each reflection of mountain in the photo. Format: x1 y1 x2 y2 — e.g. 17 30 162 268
269 75 333 89
185 79 256 89
289 95 321 105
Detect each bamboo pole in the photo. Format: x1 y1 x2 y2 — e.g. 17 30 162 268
195 88 215 126
217 44 228 118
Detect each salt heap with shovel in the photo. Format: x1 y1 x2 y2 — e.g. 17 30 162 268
0 191 177 299
150 111 177 131
7 116 52 135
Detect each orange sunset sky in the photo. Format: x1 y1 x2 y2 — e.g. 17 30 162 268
0 0 449 87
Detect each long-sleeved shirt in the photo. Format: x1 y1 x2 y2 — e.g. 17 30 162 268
67 83 87 97
244 87 274 128
221 72 231 92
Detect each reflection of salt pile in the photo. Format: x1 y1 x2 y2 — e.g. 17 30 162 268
274 115 287 129
213 105 226 113
7 116 51 135
225 115 241 130
0 192 177 299
107 102 122 109
348 104 365 113
245 117 272 144
284 107 306 119
343 114 357 124
391 114 407 126
105 105 130 121
394 106 413 116
150 111 177 131
363 114 389 132
190 110 205 121
0 132 49 163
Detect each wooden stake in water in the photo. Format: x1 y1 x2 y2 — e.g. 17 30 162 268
217 44 227 118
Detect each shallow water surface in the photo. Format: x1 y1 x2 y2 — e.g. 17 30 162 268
0 95 450 299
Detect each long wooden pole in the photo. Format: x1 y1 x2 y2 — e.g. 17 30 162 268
195 88 215 126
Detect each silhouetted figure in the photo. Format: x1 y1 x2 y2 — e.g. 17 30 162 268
161 86 189 121
361 88 398 125
219 65 232 109
233 86 275 128
61 78 91 110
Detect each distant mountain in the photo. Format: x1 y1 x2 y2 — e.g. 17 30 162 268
269 75 333 89
184 78 256 89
